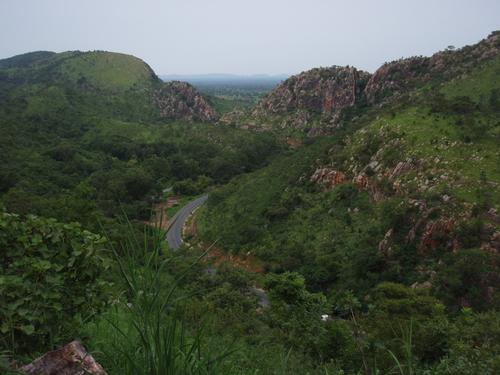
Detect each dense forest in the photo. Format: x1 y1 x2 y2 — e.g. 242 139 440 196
1 32 499 375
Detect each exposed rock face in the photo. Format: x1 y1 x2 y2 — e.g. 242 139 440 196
486 208 500 224
352 174 386 201
364 31 500 104
386 158 424 180
482 230 500 253
253 66 370 128
250 32 499 131
20 341 106 375
419 218 456 252
410 280 432 290
352 174 369 190
310 168 347 189
155 81 217 122
364 57 430 105
378 228 394 257
311 168 386 201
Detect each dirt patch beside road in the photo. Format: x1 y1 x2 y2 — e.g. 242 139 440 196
185 213 265 274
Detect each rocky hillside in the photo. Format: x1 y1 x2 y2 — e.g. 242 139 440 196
251 31 499 132
154 81 218 122
199 32 500 312
365 30 500 104
252 66 370 132
0 50 217 122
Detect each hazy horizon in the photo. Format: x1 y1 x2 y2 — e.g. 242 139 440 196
1 0 499 76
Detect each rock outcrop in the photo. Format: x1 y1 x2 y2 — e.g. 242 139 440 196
155 81 218 122
378 228 395 257
252 66 370 129
20 341 106 375
483 231 500 253
310 168 347 189
364 31 500 104
419 218 456 252
250 31 499 130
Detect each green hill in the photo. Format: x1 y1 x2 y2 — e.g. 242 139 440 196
199 46 500 306
0 50 273 231
0 50 219 123
53 51 159 90
0 50 158 89
0 51 56 69
190 44 500 373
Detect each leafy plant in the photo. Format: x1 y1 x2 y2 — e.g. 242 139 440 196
0 211 109 354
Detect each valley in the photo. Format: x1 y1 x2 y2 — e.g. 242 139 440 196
0 31 499 375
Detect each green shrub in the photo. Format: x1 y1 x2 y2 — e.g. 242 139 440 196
0 212 109 354
435 309 500 374
434 248 500 311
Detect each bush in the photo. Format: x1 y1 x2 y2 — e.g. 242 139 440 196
173 179 199 196
0 212 109 354
368 283 449 369
434 248 500 311
435 310 500 374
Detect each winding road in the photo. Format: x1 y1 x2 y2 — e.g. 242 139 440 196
165 193 269 308
166 194 208 250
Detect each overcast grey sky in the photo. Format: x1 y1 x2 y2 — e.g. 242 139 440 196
0 0 499 75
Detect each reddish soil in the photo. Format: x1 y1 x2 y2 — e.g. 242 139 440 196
147 195 180 229
286 137 303 148
186 214 265 274
206 246 265 274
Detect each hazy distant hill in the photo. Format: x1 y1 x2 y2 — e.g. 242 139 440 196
160 73 288 87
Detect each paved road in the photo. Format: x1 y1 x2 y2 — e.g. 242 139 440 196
165 193 269 308
166 194 208 250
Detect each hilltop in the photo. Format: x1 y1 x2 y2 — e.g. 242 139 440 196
0 50 217 122
252 66 370 134
248 31 499 133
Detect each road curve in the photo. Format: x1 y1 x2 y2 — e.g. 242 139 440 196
166 194 208 250
165 194 270 308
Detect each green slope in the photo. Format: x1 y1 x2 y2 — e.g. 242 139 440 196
55 51 159 90
0 50 158 89
0 51 56 69
198 55 500 308
0 50 164 124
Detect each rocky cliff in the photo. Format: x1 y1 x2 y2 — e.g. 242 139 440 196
364 31 500 104
252 66 370 131
154 81 218 122
251 32 499 131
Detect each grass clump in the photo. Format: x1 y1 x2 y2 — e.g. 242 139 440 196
84 219 231 375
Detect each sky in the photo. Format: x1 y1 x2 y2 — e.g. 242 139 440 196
0 0 499 75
